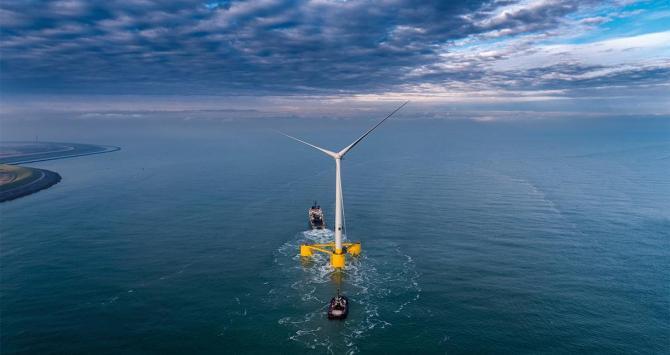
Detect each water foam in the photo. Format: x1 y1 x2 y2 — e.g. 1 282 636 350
271 229 421 354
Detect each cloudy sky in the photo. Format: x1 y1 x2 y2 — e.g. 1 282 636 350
1 0 669 121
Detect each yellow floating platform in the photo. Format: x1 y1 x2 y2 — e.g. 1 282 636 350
300 242 361 268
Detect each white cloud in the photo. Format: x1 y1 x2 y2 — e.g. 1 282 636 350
493 31 670 70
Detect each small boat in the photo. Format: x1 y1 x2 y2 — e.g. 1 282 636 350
308 202 326 230
327 294 349 320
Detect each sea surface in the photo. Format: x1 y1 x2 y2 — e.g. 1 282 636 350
1 117 669 354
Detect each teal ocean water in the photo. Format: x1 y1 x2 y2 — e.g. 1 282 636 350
1 118 669 354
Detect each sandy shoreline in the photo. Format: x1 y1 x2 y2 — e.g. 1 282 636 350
0 142 119 202
0 165 62 202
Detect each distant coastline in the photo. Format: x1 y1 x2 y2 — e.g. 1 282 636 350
3 145 120 164
0 142 120 202
0 142 121 165
0 165 61 202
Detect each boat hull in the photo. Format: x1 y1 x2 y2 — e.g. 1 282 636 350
308 206 326 230
327 295 349 320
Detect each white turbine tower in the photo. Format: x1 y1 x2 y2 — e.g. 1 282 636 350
282 101 408 268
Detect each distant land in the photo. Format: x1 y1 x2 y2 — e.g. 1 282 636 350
0 142 120 165
0 164 61 202
0 142 120 202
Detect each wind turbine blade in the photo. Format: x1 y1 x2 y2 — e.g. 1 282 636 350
278 131 338 158
338 101 409 157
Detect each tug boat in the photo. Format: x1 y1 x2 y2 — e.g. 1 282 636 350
308 202 326 230
327 293 349 320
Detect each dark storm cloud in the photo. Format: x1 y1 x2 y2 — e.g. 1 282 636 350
0 0 603 95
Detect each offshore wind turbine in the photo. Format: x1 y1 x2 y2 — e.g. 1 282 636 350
282 101 409 268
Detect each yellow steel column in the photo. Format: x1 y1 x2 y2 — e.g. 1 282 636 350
300 244 313 257
331 252 345 268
